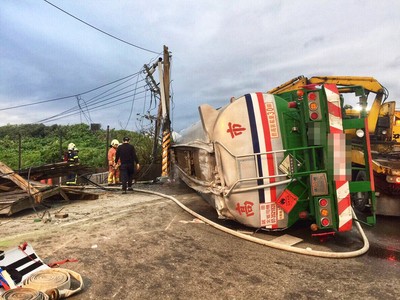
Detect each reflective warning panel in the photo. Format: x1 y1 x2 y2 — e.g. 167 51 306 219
276 189 298 213
310 173 328 196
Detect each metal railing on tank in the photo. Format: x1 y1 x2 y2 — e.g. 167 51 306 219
214 141 326 196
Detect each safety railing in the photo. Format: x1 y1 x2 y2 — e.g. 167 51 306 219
214 141 325 196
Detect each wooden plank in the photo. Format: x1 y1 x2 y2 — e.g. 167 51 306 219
0 161 42 203
0 184 14 192
0 195 38 216
59 189 70 201
0 189 40 215
17 161 92 181
0 187 57 216
0 190 27 203
0 161 100 215
0 186 99 216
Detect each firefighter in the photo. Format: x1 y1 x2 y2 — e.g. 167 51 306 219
65 143 79 185
108 139 120 185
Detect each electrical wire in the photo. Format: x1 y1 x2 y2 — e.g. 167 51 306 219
2 56 165 133
34 71 147 123
122 68 144 130
37 80 154 127
83 77 147 108
39 93 149 124
0 72 140 112
43 0 160 55
76 95 92 124
36 83 148 123
86 76 144 104
33 64 150 125
2 48 164 132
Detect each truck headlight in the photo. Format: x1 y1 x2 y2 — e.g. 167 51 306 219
356 129 365 138
386 175 400 184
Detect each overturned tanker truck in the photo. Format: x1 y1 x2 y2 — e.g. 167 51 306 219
171 84 376 235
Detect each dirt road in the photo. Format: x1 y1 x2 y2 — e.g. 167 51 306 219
1 181 399 299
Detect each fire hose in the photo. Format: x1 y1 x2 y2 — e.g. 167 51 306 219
1 268 83 300
1 287 48 300
133 188 370 258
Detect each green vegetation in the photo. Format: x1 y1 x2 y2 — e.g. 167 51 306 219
0 123 159 170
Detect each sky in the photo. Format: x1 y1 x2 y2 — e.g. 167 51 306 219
1 0 400 134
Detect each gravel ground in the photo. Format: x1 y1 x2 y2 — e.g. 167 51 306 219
0 181 399 300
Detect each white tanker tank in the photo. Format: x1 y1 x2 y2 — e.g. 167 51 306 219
172 86 376 234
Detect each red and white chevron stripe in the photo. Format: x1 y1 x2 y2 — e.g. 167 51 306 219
325 84 343 134
335 180 353 231
324 84 352 232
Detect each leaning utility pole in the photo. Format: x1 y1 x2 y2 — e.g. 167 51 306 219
143 45 172 177
144 58 162 161
160 45 171 177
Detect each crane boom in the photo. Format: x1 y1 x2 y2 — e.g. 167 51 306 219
268 75 388 134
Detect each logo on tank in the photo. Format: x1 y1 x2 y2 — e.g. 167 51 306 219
227 122 246 139
235 201 254 217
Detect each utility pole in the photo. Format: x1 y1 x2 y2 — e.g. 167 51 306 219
163 45 171 128
143 45 171 178
144 58 162 161
59 129 63 161
18 133 21 171
161 45 171 177
106 125 110 168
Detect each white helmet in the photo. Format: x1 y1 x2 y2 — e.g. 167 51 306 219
111 139 119 146
68 143 76 150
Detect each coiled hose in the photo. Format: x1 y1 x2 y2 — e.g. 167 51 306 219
1 268 83 300
1 287 49 300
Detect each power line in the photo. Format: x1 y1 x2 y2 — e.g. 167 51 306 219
39 93 148 124
0 95 73 112
36 78 148 123
10 57 163 129
43 0 160 55
0 72 140 111
85 77 147 106
37 87 145 123
122 68 143 130
36 78 149 123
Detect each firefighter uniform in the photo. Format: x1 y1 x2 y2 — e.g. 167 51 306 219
108 139 120 185
65 143 79 185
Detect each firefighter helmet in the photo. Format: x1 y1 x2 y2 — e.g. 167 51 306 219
111 139 119 147
68 143 76 150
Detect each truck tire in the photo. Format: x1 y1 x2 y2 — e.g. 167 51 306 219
351 170 369 212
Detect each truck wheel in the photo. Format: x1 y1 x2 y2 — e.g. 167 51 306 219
351 171 369 212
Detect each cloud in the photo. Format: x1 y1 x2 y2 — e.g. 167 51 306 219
0 0 400 132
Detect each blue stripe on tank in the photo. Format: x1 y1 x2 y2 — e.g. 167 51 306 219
244 93 265 204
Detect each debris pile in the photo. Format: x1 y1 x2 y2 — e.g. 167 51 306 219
0 161 99 216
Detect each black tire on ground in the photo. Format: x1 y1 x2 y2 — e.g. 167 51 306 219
350 170 369 212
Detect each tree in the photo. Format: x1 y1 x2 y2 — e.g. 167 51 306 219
0 123 158 170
